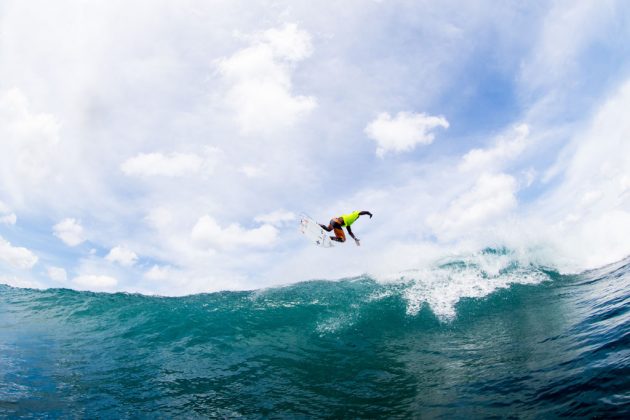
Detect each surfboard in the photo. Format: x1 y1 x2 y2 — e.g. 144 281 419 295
299 214 334 248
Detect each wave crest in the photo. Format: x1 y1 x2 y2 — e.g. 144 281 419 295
379 248 551 320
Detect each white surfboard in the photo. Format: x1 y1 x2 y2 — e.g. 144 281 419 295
299 214 334 248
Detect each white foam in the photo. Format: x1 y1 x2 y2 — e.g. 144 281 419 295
376 250 549 321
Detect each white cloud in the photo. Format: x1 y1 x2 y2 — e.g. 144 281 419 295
0 236 38 269
261 23 313 61
254 210 295 226
47 266 67 282
217 23 316 134
121 147 221 178
191 215 278 249
105 245 138 267
365 111 449 157
522 168 537 187
239 164 266 178
144 265 173 281
73 274 118 291
521 0 618 90
556 210 630 270
122 152 202 177
0 214 16 225
2 1 630 296
0 200 11 214
428 173 518 239
53 218 85 246
145 208 173 229
0 89 61 206
459 124 529 172
532 79 630 270
0 200 17 225
0 275 44 289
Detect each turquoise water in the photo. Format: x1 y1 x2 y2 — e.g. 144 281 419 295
1 253 629 417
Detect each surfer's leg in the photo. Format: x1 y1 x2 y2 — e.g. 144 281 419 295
320 218 339 232
320 223 333 232
332 227 346 242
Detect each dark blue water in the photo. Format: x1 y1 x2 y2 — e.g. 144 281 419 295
1 254 629 417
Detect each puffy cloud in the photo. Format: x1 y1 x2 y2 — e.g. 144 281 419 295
0 236 38 269
422 123 530 243
47 266 67 282
53 218 85 246
191 215 278 249
427 173 517 239
73 274 118 291
105 245 138 267
122 152 202 177
261 23 314 61
365 111 449 157
254 210 295 226
144 265 173 281
121 147 221 178
459 124 529 172
216 23 316 134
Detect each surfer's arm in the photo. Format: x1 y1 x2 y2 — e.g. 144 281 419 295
347 226 360 246
359 211 373 218
346 226 356 239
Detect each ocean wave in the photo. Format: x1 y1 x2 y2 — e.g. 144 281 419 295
1 253 628 417
373 247 552 320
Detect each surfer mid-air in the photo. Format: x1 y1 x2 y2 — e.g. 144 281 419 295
319 210 373 246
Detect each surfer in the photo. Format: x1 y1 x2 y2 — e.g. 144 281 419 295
319 210 373 246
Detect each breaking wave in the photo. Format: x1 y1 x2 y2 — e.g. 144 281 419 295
1 249 629 417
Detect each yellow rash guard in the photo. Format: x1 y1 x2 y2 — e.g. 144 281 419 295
341 211 360 227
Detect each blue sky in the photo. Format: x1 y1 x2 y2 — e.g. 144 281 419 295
1 0 630 294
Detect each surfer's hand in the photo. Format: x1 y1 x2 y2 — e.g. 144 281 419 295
355 238 360 246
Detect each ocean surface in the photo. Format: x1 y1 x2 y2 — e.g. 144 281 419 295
1 249 629 418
